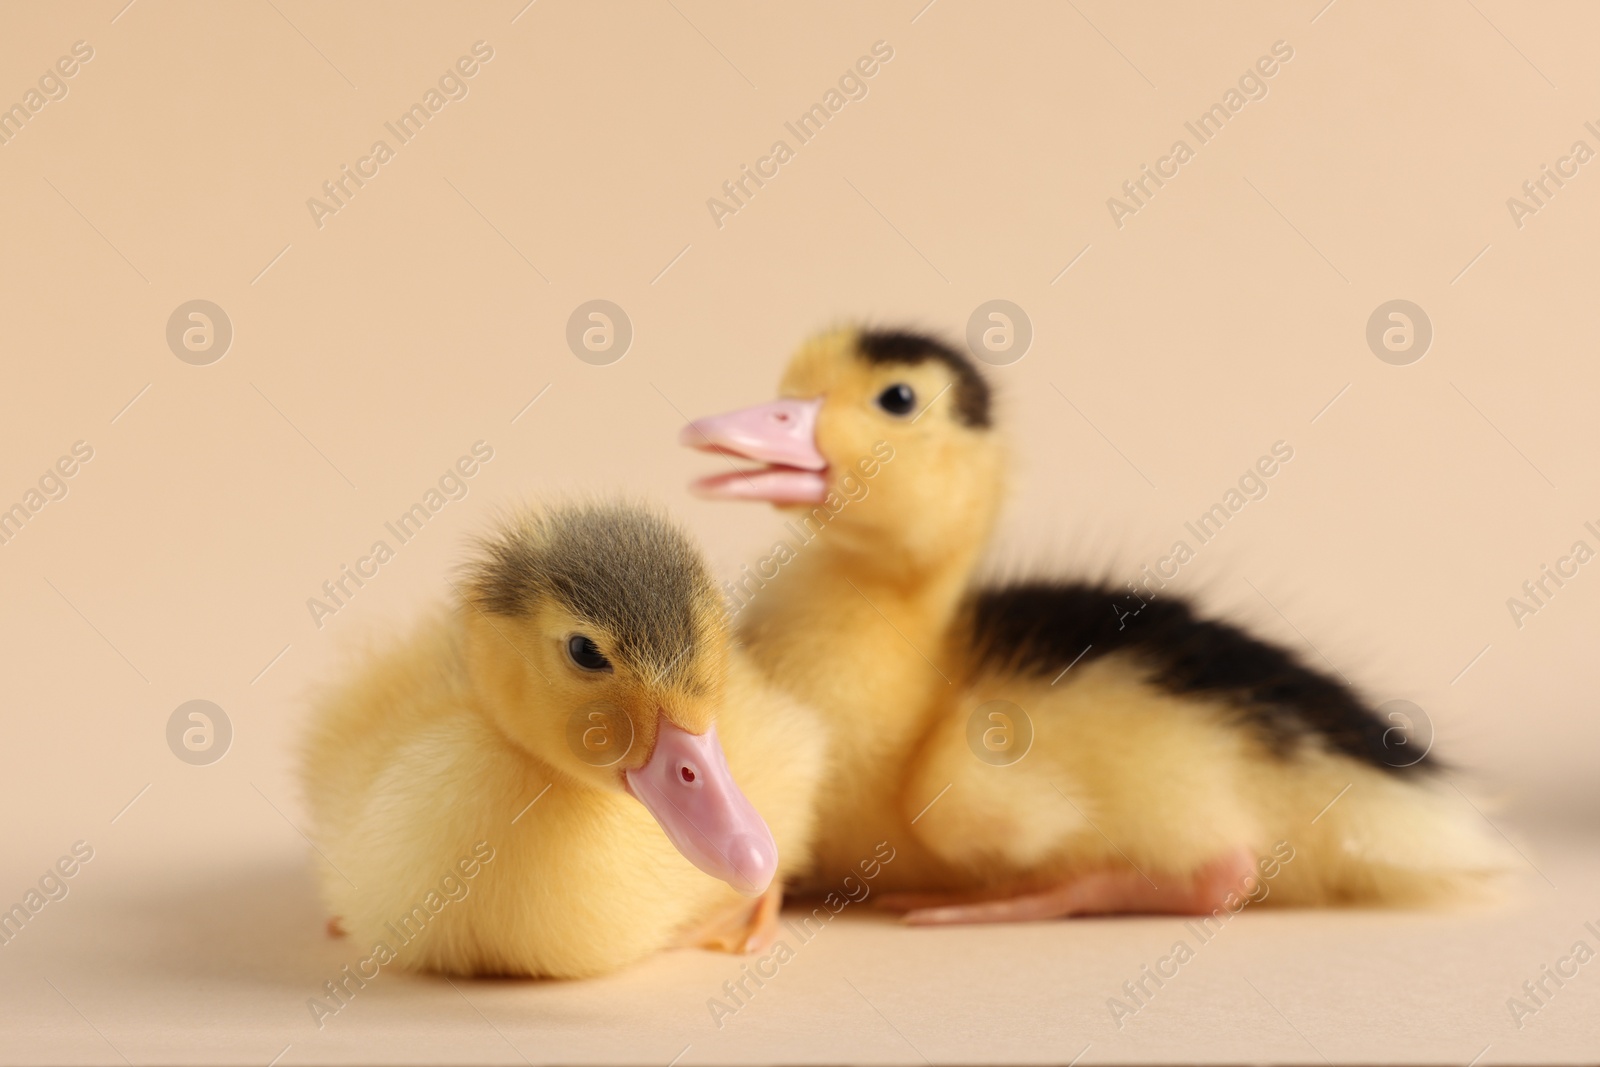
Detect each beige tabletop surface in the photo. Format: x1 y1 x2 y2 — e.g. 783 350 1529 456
1 826 1596 1064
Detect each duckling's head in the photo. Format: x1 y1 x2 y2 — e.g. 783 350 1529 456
461 502 777 896
682 327 1005 573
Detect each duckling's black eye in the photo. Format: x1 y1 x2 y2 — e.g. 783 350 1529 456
876 383 916 416
566 635 611 672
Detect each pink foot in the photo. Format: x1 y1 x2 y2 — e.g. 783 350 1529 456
674 884 785 953
879 849 1257 926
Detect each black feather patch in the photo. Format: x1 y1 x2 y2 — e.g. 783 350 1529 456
857 329 992 429
966 582 1428 774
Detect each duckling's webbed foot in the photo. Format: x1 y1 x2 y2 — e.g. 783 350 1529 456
675 883 784 953
880 850 1256 926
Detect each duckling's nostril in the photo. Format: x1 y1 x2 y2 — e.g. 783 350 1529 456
679 763 697 784
773 412 790 423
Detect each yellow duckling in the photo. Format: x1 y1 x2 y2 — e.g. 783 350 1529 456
300 501 823 978
683 327 1505 922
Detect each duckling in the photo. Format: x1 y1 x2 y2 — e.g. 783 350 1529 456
300 502 824 978
682 327 1505 922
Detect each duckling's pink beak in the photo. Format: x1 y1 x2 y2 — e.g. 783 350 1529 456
681 398 828 504
624 719 778 897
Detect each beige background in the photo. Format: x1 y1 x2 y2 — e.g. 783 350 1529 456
1 0 1597 1063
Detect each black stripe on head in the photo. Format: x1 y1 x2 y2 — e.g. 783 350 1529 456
467 504 715 685
967 582 1430 774
857 329 992 429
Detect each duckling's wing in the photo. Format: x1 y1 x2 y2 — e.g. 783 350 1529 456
964 581 1414 773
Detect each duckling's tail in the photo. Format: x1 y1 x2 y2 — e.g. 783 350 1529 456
1262 755 1516 907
